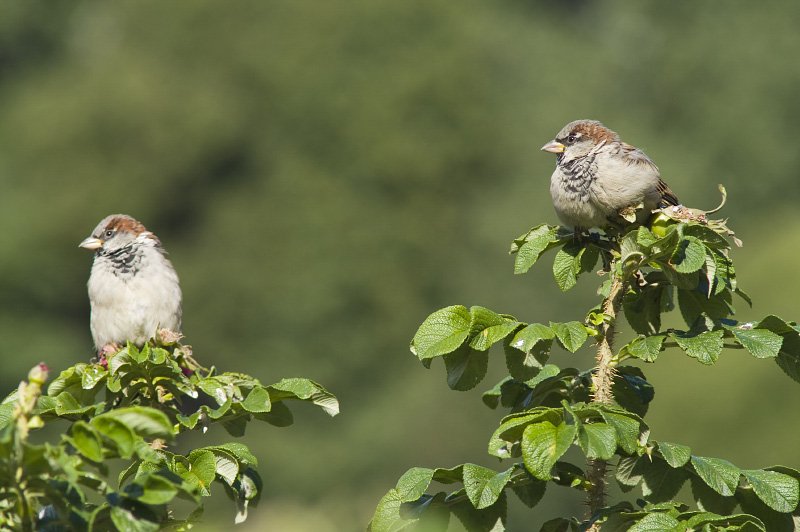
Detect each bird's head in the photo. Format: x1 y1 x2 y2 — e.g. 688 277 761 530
79 214 155 254
541 119 620 163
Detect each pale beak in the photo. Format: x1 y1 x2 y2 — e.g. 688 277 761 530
79 237 104 250
541 140 565 154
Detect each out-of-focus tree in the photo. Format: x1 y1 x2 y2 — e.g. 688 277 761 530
0 1 799 529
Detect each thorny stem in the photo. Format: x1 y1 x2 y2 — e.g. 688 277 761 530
586 266 627 530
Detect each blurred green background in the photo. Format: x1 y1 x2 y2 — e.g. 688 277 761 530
2 1 800 529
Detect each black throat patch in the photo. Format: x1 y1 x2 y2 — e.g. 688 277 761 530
99 244 143 277
558 153 597 202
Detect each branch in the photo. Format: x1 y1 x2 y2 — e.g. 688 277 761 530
586 262 628 530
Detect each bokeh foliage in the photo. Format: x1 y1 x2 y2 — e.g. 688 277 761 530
1 1 799 529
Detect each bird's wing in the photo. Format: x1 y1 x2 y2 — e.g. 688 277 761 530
656 178 680 207
619 142 679 206
619 142 659 172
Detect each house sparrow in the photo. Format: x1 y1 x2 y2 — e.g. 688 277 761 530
541 119 679 230
79 214 182 353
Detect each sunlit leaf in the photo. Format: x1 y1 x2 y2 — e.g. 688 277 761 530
657 441 691 468
729 327 783 359
411 306 471 360
462 464 512 509
513 224 560 274
521 421 576 480
550 322 588 353
691 455 741 496
671 330 724 365
743 469 799 513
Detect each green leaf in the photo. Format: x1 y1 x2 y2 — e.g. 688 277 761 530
215 442 258 466
450 491 507 531
242 386 272 413
628 512 681 531
616 456 642 490
684 511 766 531
677 288 732 325
369 493 421 532
637 456 689 502
482 377 513 409
508 323 555 355
742 469 799 513
53 391 94 415
755 315 796 334
683 223 732 251
552 242 583 292
176 450 217 495
267 378 339 416
469 307 520 351
98 407 173 438
670 235 706 273
521 421 576 480
671 330 724 365
233 468 261 524
505 324 555 380
691 476 738 516
210 448 240 486
110 507 159 532
368 467 438 531
657 441 691 468
482 372 559 411
612 366 654 417
81 364 107 389
737 483 793 531
622 335 666 363
411 305 472 360
691 455 741 496
91 417 136 458
69 421 104 462
126 473 179 505
430 465 464 484
578 423 617 460
488 408 562 458
635 225 659 248
550 322 588 353
623 285 664 335
0 402 13 430
775 330 800 383
443 345 488 391
513 224 560 274
511 471 546 508
600 410 642 455
663 268 700 291
396 467 435 500
462 464 513 509
730 327 783 359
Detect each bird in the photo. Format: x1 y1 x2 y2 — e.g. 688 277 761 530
541 119 679 230
79 214 182 354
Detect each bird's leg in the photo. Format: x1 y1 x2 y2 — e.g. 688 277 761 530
572 226 593 244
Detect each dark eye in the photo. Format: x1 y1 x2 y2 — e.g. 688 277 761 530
567 134 578 143
104 230 114 238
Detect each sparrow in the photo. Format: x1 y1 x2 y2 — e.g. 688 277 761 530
79 214 182 353
541 119 679 230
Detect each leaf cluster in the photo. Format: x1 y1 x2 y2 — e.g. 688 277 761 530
0 341 338 530
372 213 800 531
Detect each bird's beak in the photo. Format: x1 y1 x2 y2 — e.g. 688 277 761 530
79 237 103 250
541 140 565 154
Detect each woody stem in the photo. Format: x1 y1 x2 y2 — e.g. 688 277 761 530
585 269 626 529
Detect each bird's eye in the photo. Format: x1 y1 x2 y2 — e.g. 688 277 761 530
104 230 114 238
567 134 578 143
